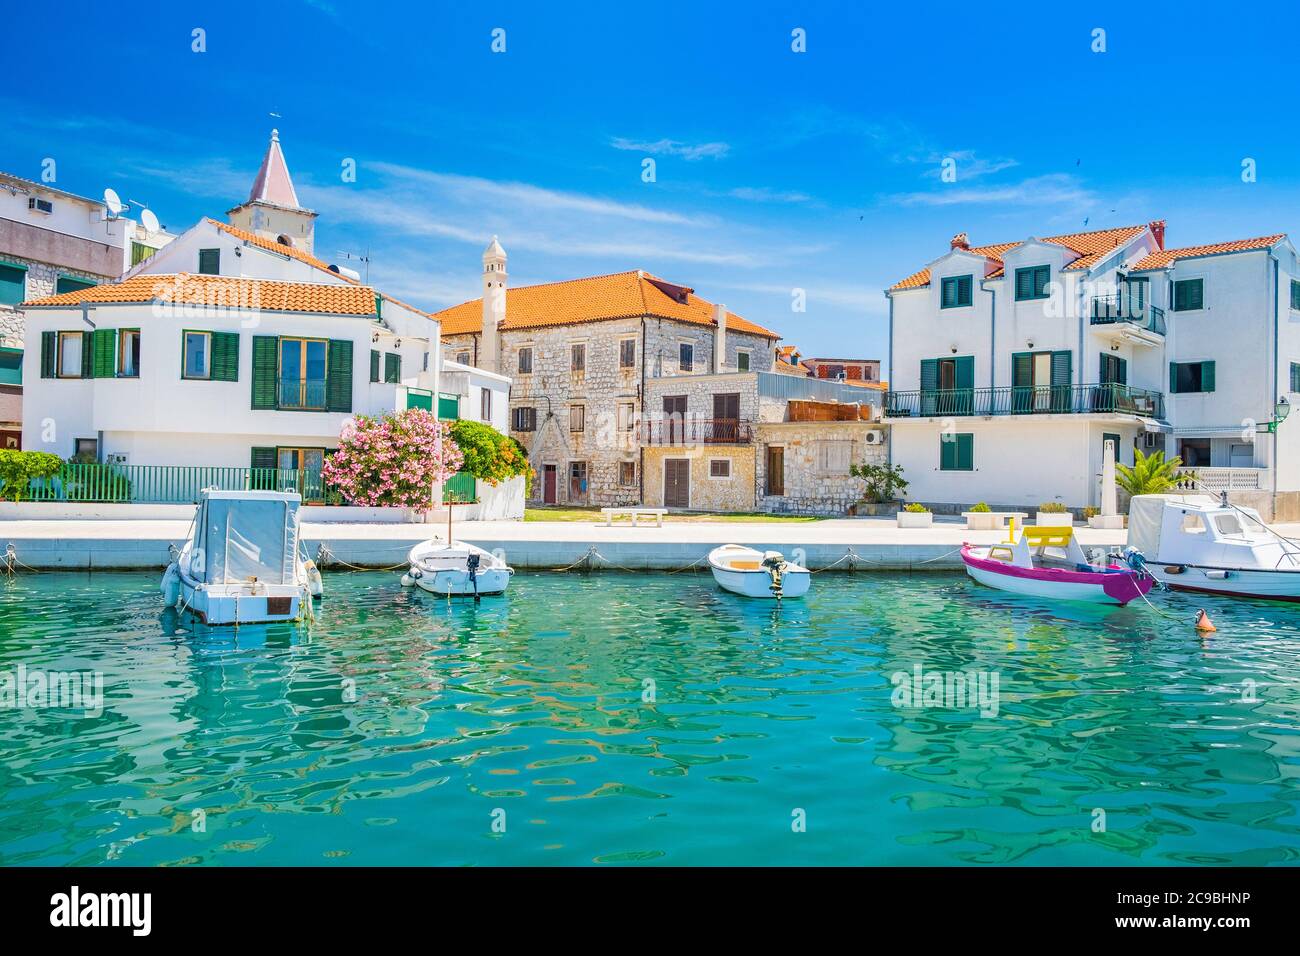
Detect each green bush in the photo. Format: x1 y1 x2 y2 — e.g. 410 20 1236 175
850 461 908 503
969 502 991 513
0 450 64 501
1038 501 1069 513
903 502 930 513
449 419 534 496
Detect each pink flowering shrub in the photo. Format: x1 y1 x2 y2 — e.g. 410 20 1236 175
322 409 464 509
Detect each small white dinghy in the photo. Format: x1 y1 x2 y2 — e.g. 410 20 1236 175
402 540 513 597
707 544 811 599
161 489 323 625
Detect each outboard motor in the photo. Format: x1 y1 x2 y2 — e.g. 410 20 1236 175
466 551 481 601
761 551 787 599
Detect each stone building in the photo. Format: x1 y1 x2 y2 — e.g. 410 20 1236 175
436 240 783 506
640 370 887 515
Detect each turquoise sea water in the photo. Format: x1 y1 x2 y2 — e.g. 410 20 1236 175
1 569 1299 866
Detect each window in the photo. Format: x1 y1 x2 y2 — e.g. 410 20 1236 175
384 352 400 383
131 242 157 267
737 350 750 372
619 339 636 368
1173 278 1204 312
456 351 470 365
117 329 140 378
940 433 974 471
569 404 585 432
184 331 210 379
817 441 852 473
422 351 430 372
571 343 585 373
1178 438 1212 467
58 331 83 377
709 458 731 478
0 262 27 306
1014 265 1051 301
619 461 637 486
279 337 328 409
569 461 588 502
56 275 95 295
1170 360 1215 394
480 387 492 421
941 274 973 308
198 248 221 275
512 406 536 431
517 346 533 374
73 437 98 462
0 346 21 386
679 342 694 372
369 349 380 383
617 402 635 433
1292 279 1300 311
1291 362 1300 393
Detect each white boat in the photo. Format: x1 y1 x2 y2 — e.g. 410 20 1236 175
402 540 513 597
161 489 322 625
962 525 1152 606
1128 493 1300 602
707 544 811 599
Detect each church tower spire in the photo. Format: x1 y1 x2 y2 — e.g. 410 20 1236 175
227 129 318 254
480 236 507 373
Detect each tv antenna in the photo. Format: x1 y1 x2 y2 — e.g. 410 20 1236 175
335 248 371 283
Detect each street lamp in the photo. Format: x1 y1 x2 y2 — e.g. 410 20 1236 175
1264 395 1290 433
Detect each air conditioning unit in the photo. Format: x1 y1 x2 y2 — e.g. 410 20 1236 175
28 197 53 214
864 429 886 445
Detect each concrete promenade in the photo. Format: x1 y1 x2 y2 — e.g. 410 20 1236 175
0 515 1148 572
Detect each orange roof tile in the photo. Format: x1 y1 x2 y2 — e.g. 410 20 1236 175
891 224 1149 290
23 273 379 316
1131 234 1285 271
436 270 781 340
774 358 808 376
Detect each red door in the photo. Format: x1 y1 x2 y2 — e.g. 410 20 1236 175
543 464 557 504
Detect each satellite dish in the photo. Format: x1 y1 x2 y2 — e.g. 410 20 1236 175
140 208 160 236
103 188 124 217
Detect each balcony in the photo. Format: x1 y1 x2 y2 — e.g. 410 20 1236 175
884 384 1165 420
640 417 754 445
1090 294 1166 340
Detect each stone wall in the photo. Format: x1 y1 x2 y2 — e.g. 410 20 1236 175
0 256 108 349
642 317 774 377
644 371 760 421
642 445 756 511
755 421 887 515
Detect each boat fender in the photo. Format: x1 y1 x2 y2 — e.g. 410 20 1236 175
1204 569 1231 580
161 563 180 605
1164 565 1186 575
1195 609 1217 633
304 560 323 598
400 573 415 587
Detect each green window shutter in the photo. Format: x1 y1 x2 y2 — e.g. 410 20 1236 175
1200 360 1215 392
40 331 56 378
0 263 26 306
1173 278 1203 311
92 328 116 377
327 339 354 412
1012 352 1032 387
198 248 220 275
956 433 973 471
1291 363 1300 393
251 336 279 409
955 356 974 390
384 352 400 383
250 446 278 490
80 333 94 379
1292 280 1300 311
210 332 240 381
250 446 278 469
1050 350 1072 386
941 277 956 308
370 349 380 383
1169 362 1178 393
940 436 956 470
1014 268 1031 301
920 358 939 392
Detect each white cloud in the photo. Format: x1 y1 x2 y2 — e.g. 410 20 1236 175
727 186 813 204
886 174 1095 209
610 137 731 160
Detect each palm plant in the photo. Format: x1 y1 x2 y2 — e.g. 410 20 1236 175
1115 448 1187 496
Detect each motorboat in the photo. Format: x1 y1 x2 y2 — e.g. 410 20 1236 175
707 544 811 599
1127 493 1300 601
161 489 322 625
961 524 1151 606
402 540 513 597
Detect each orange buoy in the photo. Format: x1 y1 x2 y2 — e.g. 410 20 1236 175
1194 609 1217 632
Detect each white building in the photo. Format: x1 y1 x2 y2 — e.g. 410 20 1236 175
886 221 1300 520
1 171 175 446
18 131 510 505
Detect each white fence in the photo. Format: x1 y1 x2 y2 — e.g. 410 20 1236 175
1175 467 1271 492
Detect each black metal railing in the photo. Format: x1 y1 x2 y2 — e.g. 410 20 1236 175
640 417 754 445
884 384 1165 420
1090 294 1166 335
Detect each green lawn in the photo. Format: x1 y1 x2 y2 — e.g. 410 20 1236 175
524 506 821 523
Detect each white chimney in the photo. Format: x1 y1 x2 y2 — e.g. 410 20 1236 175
713 302 727 373
480 236 507 373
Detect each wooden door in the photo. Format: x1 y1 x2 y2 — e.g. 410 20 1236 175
766 446 785 496
543 464 557 504
663 395 687 443
664 459 690 508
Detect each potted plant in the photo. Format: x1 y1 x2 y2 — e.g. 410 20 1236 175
964 501 1000 531
1035 501 1072 526
849 462 908 516
897 501 933 528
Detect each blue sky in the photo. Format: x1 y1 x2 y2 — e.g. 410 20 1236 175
8 0 1300 369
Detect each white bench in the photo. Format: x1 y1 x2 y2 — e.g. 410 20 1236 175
600 506 668 528
962 511 1028 531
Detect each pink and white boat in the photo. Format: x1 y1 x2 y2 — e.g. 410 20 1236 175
961 525 1152 606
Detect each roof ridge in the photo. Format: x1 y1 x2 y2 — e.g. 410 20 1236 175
1154 232 1285 255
